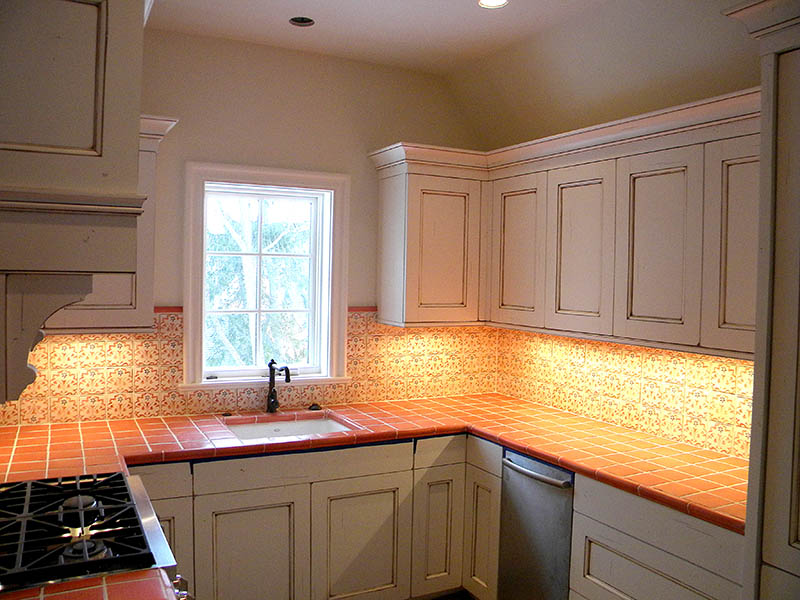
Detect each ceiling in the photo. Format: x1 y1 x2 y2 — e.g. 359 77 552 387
146 0 604 73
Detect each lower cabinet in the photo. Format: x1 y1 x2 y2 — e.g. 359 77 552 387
411 464 465 597
462 464 502 600
151 497 195 596
311 471 413 600
194 484 311 600
570 475 743 600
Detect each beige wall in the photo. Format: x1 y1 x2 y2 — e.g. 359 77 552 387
445 0 760 149
141 29 480 306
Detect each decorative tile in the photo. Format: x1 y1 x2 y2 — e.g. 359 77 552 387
106 367 134 393
79 369 107 395
107 394 134 420
134 393 162 418
157 312 184 339
50 396 80 423
80 396 108 421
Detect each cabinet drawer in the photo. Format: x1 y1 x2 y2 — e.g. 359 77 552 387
128 462 192 499
570 513 741 600
573 475 743 583
466 435 502 477
194 442 413 495
414 435 466 468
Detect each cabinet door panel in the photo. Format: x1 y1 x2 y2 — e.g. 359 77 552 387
406 175 481 322
311 472 412 600
462 464 501 600
614 146 703 344
412 464 465 596
701 134 759 352
194 484 310 600
151 497 194 595
546 160 615 334
490 172 548 327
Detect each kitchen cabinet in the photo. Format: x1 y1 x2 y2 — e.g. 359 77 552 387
490 172 548 327
613 146 704 345
195 483 311 600
545 160 616 334
370 149 483 325
44 116 177 333
701 135 760 353
462 436 502 600
411 436 467 597
312 471 413 600
570 475 743 600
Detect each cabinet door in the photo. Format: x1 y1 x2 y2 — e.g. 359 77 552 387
462 464 501 600
411 464 465 597
151 497 194 596
490 172 548 327
545 161 616 334
404 174 481 323
614 146 704 344
311 471 413 600
701 134 760 352
194 484 311 600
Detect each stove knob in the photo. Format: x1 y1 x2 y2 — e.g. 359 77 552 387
172 574 194 600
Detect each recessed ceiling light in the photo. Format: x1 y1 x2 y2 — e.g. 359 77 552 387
478 0 508 8
289 16 315 27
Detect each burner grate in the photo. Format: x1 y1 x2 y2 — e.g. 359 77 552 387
0 473 156 591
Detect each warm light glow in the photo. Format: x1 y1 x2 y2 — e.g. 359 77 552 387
478 0 508 8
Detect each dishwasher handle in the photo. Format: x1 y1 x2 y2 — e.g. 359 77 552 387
502 458 573 489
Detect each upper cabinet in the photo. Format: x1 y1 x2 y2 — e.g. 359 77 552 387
490 172 547 327
613 146 704 345
370 145 485 326
0 0 143 197
545 160 616 335
701 134 760 353
371 89 761 354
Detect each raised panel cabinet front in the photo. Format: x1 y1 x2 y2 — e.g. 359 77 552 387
614 146 704 345
490 172 548 327
411 464 465 597
311 471 413 600
701 134 760 352
194 484 311 600
151 497 194 596
405 175 481 323
462 464 501 600
545 160 616 334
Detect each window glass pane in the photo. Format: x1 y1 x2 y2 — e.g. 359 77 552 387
262 197 312 255
204 313 256 368
261 257 310 310
206 255 258 310
260 312 309 365
206 192 259 252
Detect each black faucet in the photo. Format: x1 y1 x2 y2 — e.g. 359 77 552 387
266 359 291 413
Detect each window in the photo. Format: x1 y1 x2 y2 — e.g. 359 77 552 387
184 163 349 387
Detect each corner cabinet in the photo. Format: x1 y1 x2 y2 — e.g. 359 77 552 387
370 145 485 326
44 116 177 333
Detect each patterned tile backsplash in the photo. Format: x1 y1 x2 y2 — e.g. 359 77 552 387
4 309 753 458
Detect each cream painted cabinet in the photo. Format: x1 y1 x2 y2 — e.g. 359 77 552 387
701 134 760 353
311 471 413 600
44 116 176 333
490 172 548 327
194 484 311 600
411 464 465 597
613 146 704 345
377 173 482 325
462 464 501 600
545 160 616 334
151 497 194 596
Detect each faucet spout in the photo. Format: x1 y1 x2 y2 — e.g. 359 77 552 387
266 359 291 412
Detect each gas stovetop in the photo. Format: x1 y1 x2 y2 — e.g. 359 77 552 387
0 472 173 592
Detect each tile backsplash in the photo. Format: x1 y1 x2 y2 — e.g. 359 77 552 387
5 309 753 458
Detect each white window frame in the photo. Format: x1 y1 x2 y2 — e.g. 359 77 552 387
182 162 349 389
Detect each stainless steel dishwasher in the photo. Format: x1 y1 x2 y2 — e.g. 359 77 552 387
498 450 574 600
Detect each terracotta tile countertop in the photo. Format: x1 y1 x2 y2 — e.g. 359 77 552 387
0 393 748 598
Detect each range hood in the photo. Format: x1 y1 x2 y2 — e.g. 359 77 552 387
0 187 144 403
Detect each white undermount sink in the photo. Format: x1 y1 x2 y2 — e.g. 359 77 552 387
227 417 351 442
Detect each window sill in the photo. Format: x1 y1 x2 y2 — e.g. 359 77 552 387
177 376 352 393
